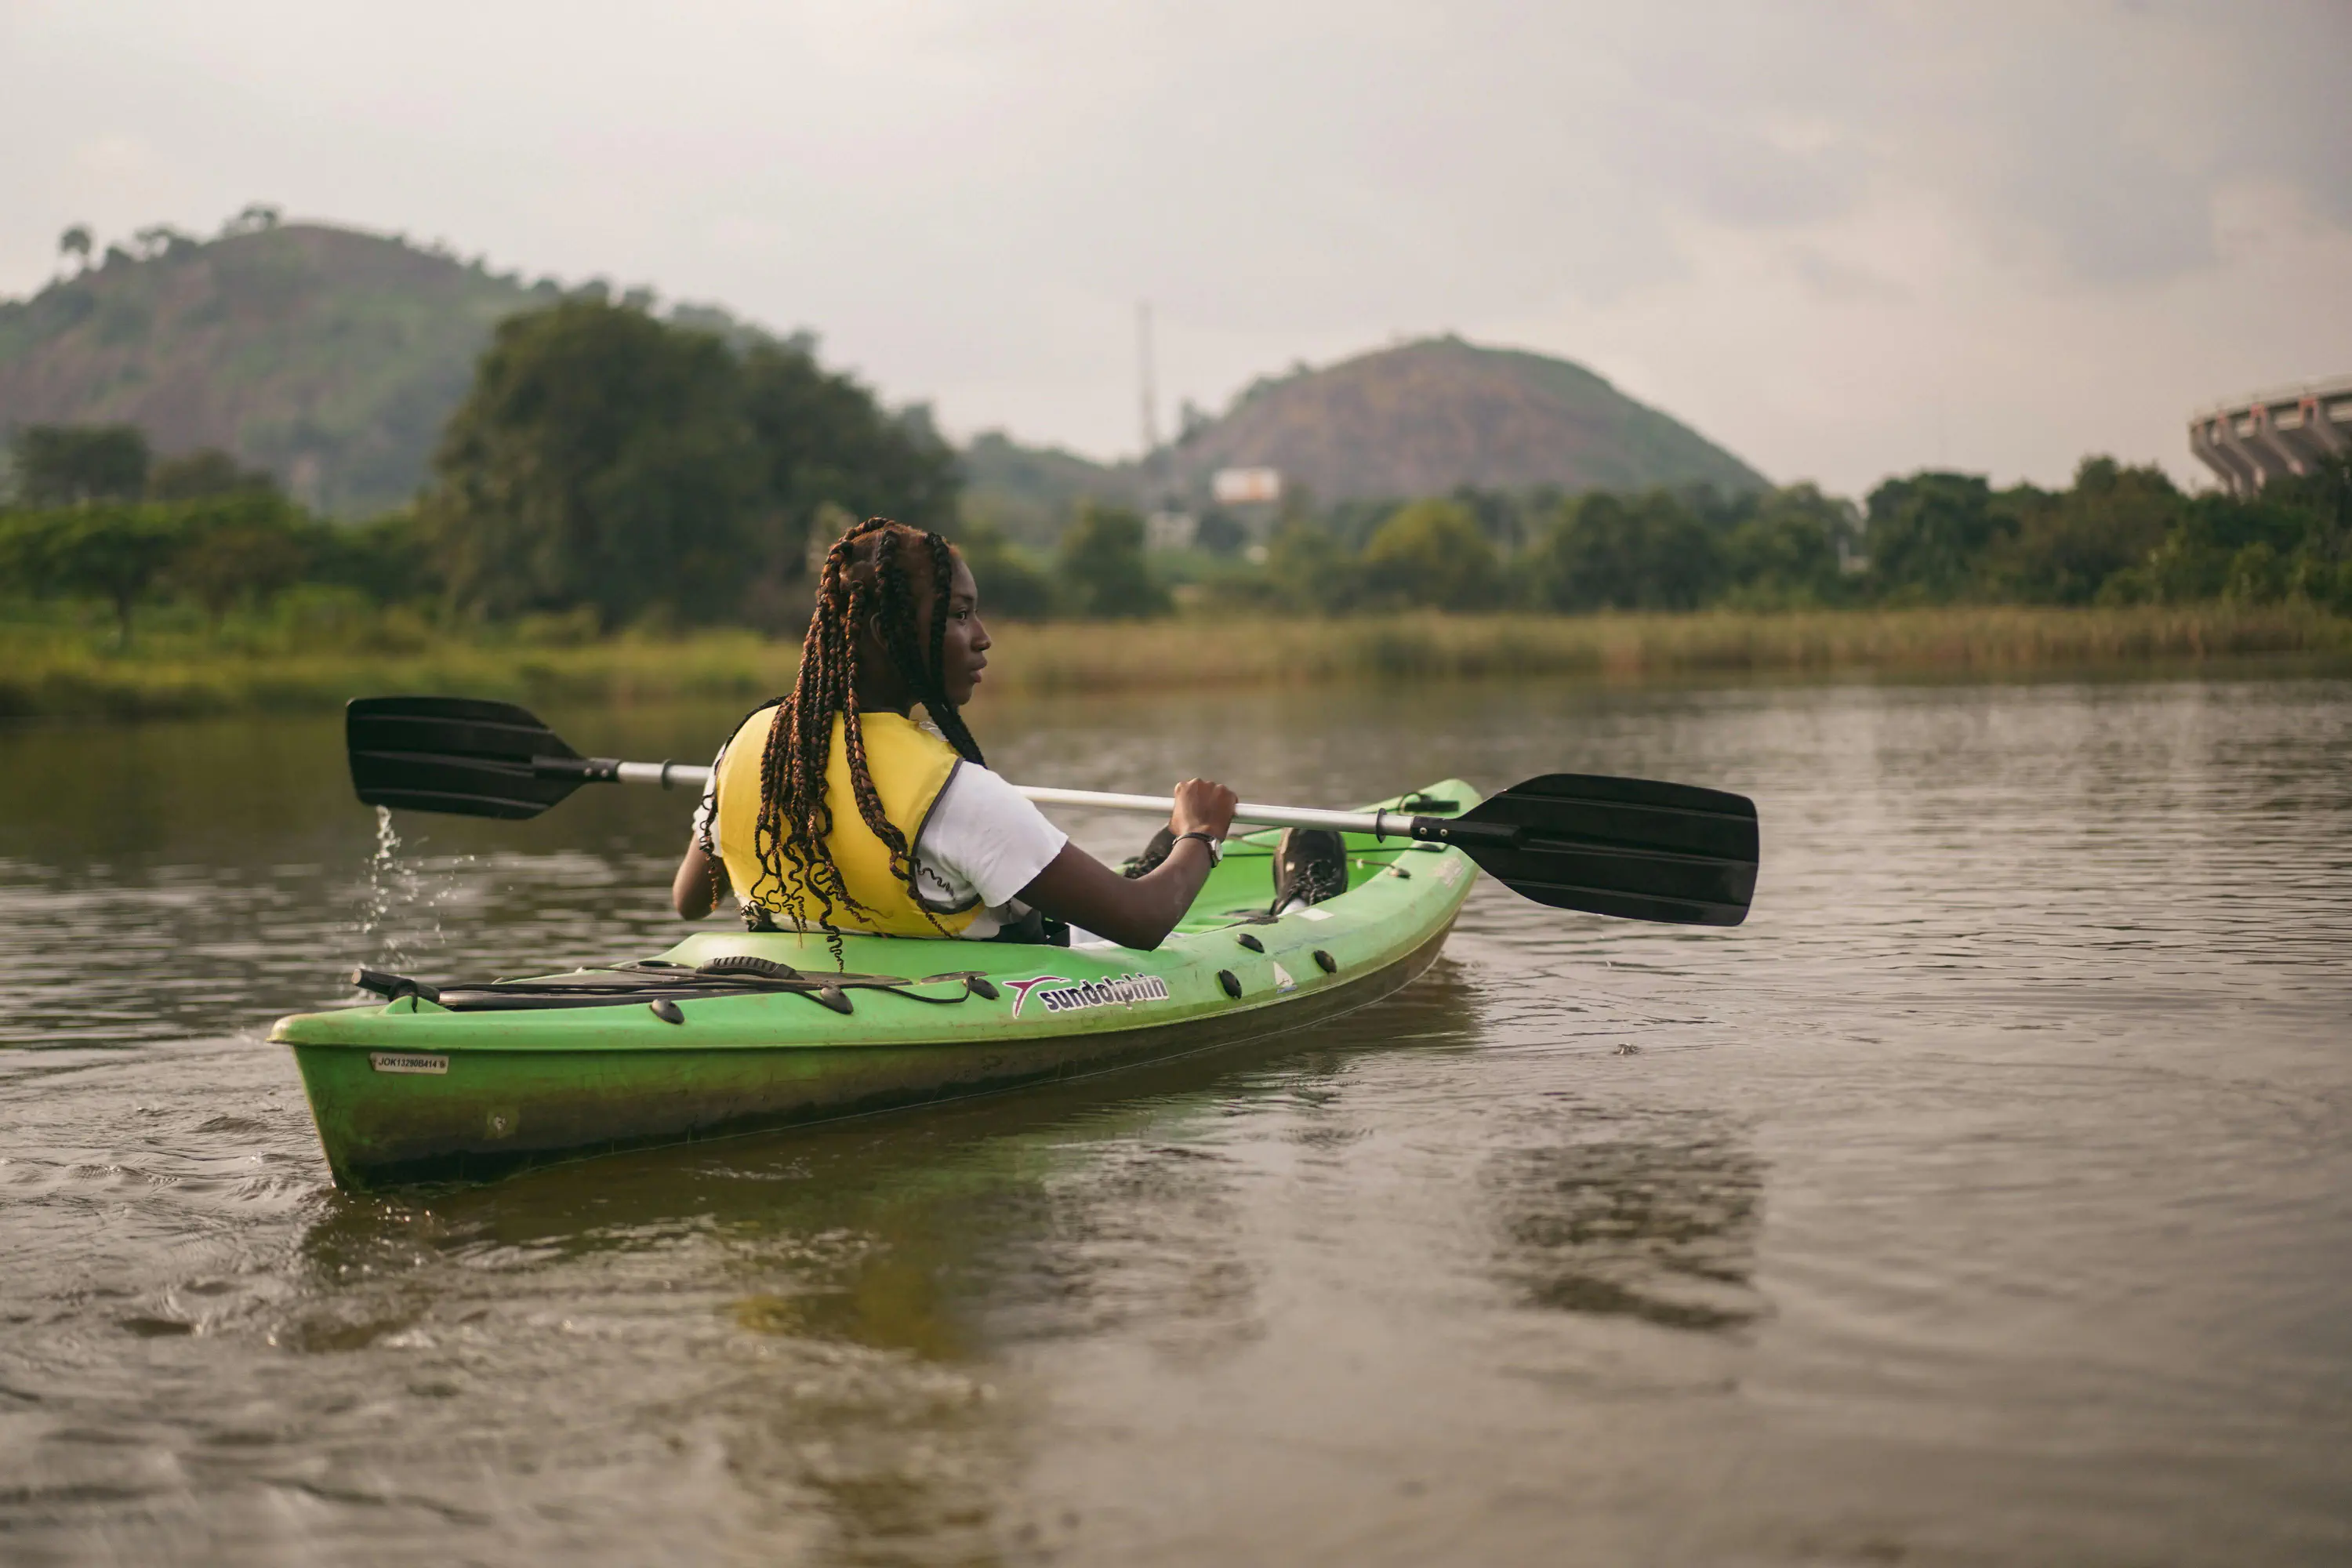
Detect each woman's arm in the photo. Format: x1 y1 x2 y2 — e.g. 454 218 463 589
1014 779 1237 950
672 840 731 920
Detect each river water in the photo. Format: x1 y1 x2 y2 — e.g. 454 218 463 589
2 674 2347 1566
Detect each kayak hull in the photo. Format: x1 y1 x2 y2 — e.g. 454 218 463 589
286 920 1455 1189
274 780 1480 1190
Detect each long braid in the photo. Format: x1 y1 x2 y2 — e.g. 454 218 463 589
836 567 919 895
751 517 891 939
744 516 977 954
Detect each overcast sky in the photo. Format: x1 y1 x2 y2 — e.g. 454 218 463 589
5 0 2347 494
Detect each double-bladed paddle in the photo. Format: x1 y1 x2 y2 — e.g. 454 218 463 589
346 695 1759 927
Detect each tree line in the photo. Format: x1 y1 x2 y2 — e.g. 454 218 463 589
0 300 963 644
0 298 1174 637
1196 452 2351 617
0 426 419 646
5 295 2348 640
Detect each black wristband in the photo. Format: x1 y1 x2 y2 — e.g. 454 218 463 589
1174 829 1223 866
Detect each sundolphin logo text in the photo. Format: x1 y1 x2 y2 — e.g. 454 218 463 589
1004 972 1171 1019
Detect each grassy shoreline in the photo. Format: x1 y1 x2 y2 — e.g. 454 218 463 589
3 605 2347 720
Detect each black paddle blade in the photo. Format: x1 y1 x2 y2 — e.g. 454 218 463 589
1450 773 1759 927
347 695 584 820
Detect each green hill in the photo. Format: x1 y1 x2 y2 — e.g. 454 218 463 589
2 224 1763 526
0 223 786 519
0 223 560 516
957 430 1137 546
956 337 1770 534
1170 336 1766 503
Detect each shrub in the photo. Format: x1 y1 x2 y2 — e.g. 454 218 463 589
1360 499 1504 610
954 524 1058 620
1058 503 1170 619
1531 490 1720 611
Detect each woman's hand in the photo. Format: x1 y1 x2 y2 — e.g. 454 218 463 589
1170 779 1239 840
1017 776 1241 950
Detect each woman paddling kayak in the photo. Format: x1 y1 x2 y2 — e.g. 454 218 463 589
671 516 1242 950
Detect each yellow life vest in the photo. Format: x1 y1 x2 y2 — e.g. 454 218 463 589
713 706 981 938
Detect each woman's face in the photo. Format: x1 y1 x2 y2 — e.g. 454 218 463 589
935 554 990 707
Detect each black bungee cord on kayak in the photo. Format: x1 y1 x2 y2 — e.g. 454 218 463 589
349 956 1002 1019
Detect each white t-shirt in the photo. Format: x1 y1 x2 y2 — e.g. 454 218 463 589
694 744 1067 939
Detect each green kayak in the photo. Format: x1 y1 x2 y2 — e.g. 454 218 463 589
274 781 1482 1190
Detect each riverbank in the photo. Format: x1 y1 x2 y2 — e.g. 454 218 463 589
3 604 2347 718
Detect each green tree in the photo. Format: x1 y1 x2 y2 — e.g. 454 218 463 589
220 205 282 237
312 511 440 605
1530 490 1719 611
132 224 196 261
10 425 151 507
0 505 188 647
738 347 960 624
2266 452 2352 608
2223 541 2287 604
1324 497 1403 553
150 448 278 503
1863 471 2010 601
169 495 318 626
1361 499 1503 610
951 524 1057 620
1259 520 1364 613
1058 503 1170 618
2118 492 2318 604
58 224 93 273
426 301 760 626
1986 458 2180 604
426 300 960 628
1446 485 1536 554
2286 554 2352 615
743 350 958 538
1721 484 1855 606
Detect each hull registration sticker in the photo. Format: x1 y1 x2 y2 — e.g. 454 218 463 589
369 1051 448 1076
1005 973 1171 1020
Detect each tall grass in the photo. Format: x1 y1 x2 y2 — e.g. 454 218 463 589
0 626 799 720
984 605 2351 692
2 604 2344 719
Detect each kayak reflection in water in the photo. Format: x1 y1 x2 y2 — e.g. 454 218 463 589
670 516 1238 950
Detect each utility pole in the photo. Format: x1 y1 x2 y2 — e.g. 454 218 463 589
1136 299 1196 550
1138 300 1160 492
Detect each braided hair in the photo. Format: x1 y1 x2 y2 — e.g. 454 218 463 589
746 517 984 945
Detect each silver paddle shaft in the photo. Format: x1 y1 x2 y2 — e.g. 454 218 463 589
610 762 1409 840
1013 786 1404 838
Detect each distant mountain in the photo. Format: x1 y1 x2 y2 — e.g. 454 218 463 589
960 336 1769 531
957 430 1136 546
1169 336 1766 503
1 224 1764 525
0 223 777 517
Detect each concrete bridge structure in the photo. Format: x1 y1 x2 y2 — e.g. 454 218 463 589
2188 376 2352 495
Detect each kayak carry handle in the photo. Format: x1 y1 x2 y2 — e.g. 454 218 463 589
350 966 441 1004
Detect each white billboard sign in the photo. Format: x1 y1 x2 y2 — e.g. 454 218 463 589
1211 466 1282 505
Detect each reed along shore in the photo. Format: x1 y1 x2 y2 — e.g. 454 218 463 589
2 604 2346 719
